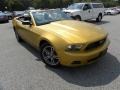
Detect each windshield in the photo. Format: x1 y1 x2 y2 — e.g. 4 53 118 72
32 10 72 26
68 3 84 10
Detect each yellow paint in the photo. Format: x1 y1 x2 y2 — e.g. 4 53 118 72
12 15 110 66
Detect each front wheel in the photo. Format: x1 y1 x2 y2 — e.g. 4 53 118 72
74 15 81 21
40 43 60 67
107 12 111 15
5 20 9 23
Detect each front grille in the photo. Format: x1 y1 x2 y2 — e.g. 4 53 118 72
85 38 106 51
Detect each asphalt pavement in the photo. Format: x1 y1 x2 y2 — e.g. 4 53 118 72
0 15 120 90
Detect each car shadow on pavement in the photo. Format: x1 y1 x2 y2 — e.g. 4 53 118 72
19 42 41 61
19 42 120 87
0 21 9 24
86 20 110 25
46 53 120 87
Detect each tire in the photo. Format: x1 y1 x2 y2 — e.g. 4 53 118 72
74 15 81 21
8 16 12 20
6 20 9 23
14 28 22 42
40 43 60 67
96 14 102 22
107 12 111 15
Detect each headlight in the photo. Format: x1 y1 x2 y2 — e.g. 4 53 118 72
65 44 83 51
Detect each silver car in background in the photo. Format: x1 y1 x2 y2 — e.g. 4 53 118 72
12 11 25 17
0 11 9 23
4 11 13 20
104 8 119 15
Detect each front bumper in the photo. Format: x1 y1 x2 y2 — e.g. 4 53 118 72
59 39 110 67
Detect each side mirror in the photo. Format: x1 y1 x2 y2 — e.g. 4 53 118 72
22 21 32 25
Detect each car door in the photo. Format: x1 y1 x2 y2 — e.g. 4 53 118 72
21 24 40 48
18 14 41 48
82 4 93 20
91 3 102 18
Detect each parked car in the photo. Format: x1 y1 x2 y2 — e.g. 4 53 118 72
4 11 13 20
28 7 35 10
12 9 110 67
13 11 25 17
63 3 105 22
113 7 120 13
0 11 9 23
104 8 119 15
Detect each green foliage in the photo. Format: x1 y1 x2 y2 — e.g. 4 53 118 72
119 0 120 4
0 0 120 11
5 0 23 11
0 0 5 10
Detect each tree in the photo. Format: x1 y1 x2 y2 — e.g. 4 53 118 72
118 0 120 4
32 0 50 8
1 0 120 11
20 0 33 9
0 0 5 11
5 0 23 11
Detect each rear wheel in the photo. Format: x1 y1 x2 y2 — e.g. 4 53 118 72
14 28 22 42
40 43 60 67
8 16 12 20
107 12 111 15
96 14 102 22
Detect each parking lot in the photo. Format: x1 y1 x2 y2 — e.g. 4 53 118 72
0 14 120 90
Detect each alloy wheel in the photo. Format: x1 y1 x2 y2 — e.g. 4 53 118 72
41 43 60 66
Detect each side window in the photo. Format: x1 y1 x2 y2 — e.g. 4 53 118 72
83 4 91 10
92 4 104 8
88 4 92 9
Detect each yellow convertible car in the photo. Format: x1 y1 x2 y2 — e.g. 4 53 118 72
12 9 110 67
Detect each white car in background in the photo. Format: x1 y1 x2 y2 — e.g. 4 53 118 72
104 8 119 15
63 3 105 22
113 7 120 13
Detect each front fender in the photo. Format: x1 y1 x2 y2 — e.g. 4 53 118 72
38 33 68 58
41 33 67 50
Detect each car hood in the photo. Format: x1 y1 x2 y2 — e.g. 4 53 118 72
106 10 116 12
38 20 107 44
